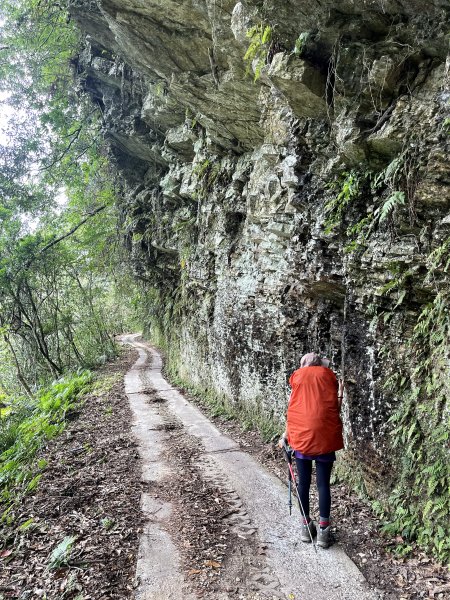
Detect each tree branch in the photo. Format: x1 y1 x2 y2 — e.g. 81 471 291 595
10 204 108 279
38 204 107 255
39 126 82 171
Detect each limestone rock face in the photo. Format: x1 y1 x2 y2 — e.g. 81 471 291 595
69 0 450 492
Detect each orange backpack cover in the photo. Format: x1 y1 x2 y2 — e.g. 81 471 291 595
287 366 344 455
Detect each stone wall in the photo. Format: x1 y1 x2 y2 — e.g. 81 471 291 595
69 0 450 495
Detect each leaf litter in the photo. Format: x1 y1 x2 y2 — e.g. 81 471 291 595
0 349 143 599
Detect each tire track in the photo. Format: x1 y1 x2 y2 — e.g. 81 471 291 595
141 390 285 598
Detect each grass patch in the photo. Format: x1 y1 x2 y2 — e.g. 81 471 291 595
91 372 121 396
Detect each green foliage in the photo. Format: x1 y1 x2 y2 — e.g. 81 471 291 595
371 152 417 228
193 159 210 178
91 373 121 396
154 81 165 97
192 158 224 200
48 535 77 570
324 170 362 234
328 153 418 253
0 371 92 508
242 407 281 442
18 517 35 531
427 236 450 272
372 156 404 190
101 517 115 530
374 191 406 224
0 1 131 394
344 215 373 253
377 238 450 563
244 24 273 82
0 2 134 545
376 264 415 307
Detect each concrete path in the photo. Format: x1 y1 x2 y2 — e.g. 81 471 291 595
120 334 381 600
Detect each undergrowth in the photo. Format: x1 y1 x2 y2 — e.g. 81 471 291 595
0 371 92 520
370 236 450 564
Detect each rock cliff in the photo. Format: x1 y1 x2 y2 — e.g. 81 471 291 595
69 0 449 537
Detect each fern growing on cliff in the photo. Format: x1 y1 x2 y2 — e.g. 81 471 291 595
324 170 362 234
244 24 273 82
374 190 406 223
379 237 450 563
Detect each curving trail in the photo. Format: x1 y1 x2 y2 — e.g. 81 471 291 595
120 334 381 600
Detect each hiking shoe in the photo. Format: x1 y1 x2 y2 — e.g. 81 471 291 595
300 520 316 543
317 525 331 548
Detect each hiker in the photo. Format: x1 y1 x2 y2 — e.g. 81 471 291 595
279 352 344 548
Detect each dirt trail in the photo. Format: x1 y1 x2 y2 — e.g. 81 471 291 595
120 334 381 600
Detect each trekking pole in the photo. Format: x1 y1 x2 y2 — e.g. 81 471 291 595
287 454 292 516
282 439 317 552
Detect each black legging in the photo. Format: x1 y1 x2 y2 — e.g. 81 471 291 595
295 458 333 519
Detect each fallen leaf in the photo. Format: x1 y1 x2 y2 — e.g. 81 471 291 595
0 549 12 558
188 569 202 576
204 560 221 569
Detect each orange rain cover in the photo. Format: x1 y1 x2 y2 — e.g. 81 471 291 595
286 366 344 455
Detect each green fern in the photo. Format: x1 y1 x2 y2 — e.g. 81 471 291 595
372 156 404 190
426 237 450 274
244 24 273 82
324 170 361 233
374 190 405 223
381 284 450 562
376 232 450 562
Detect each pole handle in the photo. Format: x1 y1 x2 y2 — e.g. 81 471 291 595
282 438 293 465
